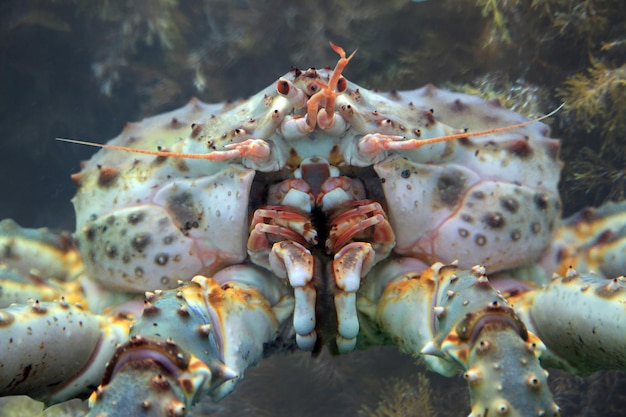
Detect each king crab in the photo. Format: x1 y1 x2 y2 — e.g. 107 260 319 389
0 43 625 417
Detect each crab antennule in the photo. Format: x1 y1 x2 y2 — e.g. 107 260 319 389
56 137 223 160
327 41 356 92
405 103 564 149
57 103 562 161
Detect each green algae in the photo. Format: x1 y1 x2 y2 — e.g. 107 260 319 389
360 375 437 417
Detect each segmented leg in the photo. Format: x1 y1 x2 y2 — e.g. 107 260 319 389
0 219 84 308
88 265 294 417
509 268 626 375
0 300 131 404
545 200 626 279
358 262 560 417
0 219 83 282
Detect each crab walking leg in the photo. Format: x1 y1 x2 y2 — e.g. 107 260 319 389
509 269 626 375
0 218 87 308
358 261 560 417
0 300 131 404
88 265 294 417
0 219 83 282
0 278 63 308
545 200 626 279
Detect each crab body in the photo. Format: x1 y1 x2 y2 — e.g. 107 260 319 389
72 66 560 294
1 44 625 417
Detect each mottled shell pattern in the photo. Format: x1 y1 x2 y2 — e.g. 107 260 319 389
71 66 561 292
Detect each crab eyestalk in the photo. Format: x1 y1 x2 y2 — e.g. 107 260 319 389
358 262 560 417
88 265 295 417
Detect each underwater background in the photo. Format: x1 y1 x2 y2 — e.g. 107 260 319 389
0 0 624 415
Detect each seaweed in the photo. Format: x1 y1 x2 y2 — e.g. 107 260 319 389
564 147 625 207
559 61 626 141
448 73 550 118
84 0 187 96
359 375 437 417
557 60 626 209
475 0 520 45
550 0 617 48
441 0 626 212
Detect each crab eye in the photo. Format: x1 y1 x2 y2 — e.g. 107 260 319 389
277 79 290 95
336 77 348 92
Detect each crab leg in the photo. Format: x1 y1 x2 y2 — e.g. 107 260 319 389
88 265 294 417
0 219 84 308
358 262 559 417
0 277 63 308
544 200 626 279
0 299 131 404
509 268 626 375
0 219 83 282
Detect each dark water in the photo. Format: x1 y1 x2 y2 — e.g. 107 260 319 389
0 1 624 416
